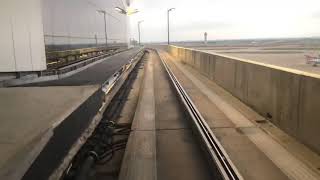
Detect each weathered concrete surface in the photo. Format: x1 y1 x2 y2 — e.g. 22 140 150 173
153 50 213 180
168 45 320 155
119 51 157 180
120 50 214 180
246 64 273 118
160 49 320 180
0 85 101 180
298 76 320 153
270 69 300 137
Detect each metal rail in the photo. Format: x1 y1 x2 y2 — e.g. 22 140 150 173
46 47 120 70
102 50 145 94
157 51 243 180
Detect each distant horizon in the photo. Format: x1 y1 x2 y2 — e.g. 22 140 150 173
142 36 320 44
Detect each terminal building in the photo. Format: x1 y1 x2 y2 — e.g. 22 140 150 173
0 0 130 79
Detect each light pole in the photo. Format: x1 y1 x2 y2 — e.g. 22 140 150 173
138 20 144 45
97 10 108 47
167 8 175 45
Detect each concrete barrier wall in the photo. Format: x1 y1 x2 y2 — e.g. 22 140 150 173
168 45 320 155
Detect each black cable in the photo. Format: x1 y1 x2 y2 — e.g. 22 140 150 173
74 155 96 180
96 145 127 165
98 140 127 159
115 127 131 133
98 150 114 164
115 123 132 128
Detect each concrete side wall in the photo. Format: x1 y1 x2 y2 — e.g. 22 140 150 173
0 0 46 72
168 45 320 155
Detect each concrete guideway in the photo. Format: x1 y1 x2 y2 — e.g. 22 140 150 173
158 51 243 180
119 50 157 180
119 50 216 180
153 50 217 180
157 49 320 180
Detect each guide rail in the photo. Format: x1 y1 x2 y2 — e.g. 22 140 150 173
157 51 243 180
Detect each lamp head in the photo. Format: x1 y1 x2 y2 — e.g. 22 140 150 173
115 7 139 15
127 7 139 15
97 10 106 14
115 7 127 14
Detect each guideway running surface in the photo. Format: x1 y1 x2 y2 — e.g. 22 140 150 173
119 50 214 180
153 50 214 180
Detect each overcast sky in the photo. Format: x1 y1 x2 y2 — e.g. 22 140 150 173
128 0 320 42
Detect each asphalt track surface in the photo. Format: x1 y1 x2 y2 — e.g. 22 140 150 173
25 47 141 86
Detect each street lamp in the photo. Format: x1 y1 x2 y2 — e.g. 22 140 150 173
138 20 144 45
167 8 175 45
114 7 139 47
115 7 139 15
97 10 108 47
